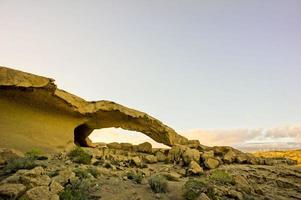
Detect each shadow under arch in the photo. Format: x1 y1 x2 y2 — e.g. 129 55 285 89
74 123 94 147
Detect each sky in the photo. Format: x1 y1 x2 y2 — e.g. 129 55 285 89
0 1 301 147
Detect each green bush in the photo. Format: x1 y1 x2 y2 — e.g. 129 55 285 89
182 179 215 200
68 147 92 164
209 170 233 184
127 171 143 184
148 175 168 193
59 179 91 200
25 148 42 159
3 157 37 174
87 166 101 178
74 168 91 179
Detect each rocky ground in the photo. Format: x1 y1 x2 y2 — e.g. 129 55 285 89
0 142 300 200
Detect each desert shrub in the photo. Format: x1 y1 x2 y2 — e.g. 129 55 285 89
74 168 91 179
25 148 42 159
48 169 60 178
3 150 38 173
148 175 168 193
182 179 215 200
209 170 233 184
59 179 91 200
87 166 101 178
68 147 92 164
161 173 179 182
127 171 143 184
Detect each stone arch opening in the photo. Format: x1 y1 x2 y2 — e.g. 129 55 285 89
88 127 169 148
74 123 94 147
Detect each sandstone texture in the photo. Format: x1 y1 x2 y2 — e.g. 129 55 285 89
0 66 190 152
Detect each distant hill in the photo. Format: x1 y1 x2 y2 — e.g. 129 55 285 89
253 149 301 165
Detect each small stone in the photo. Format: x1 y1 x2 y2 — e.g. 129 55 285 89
227 190 243 200
204 158 219 169
198 193 211 200
0 183 26 199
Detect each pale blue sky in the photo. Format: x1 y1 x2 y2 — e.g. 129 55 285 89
1 0 300 131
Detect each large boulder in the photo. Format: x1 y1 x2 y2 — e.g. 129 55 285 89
223 150 236 164
22 186 59 200
188 160 203 175
155 151 167 162
137 142 152 154
182 148 201 165
204 158 219 169
3 167 51 188
0 148 23 165
144 155 158 164
167 145 188 163
0 183 26 199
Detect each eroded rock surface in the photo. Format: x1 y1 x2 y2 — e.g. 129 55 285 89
0 66 190 152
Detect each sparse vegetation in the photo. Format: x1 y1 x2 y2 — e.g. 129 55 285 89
182 179 215 200
74 168 92 179
127 171 143 184
148 175 168 193
3 149 42 174
68 146 92 164
59 179 92 200
87 166 101 178
209 170 233 184
25 148 42 159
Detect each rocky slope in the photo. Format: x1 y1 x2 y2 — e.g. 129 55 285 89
0 142 299 200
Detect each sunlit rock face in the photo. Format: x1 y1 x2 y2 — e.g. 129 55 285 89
0 66 189 152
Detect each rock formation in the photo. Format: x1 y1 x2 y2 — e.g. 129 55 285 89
0 66 189 152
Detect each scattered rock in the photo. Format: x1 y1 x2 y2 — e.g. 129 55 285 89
204 158 219 169
120 143 133 151
198 192 211 200
201 150 214 159
52 169 76 185
182 148 201 165
0 148 23 164
223 150 236 164
137 142 152 154
188 160 203 175
0 183 26 199
234 175 251 193
23 186 59 200
107 142 122 149
167 145 187 163
144 155 158 164
155 151 167 162
227 190 243 200
131 156 142 167
49 181 63 194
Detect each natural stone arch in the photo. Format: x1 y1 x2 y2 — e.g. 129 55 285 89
0 66 190 152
